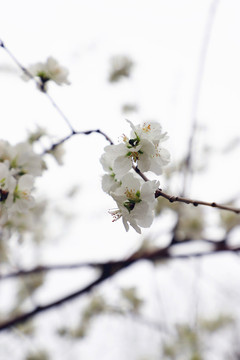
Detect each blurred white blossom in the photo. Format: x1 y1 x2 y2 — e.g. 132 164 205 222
22 56 70 91
12 174 35 213
47 144 65 165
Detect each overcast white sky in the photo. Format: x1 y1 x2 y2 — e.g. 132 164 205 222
1 1 240 359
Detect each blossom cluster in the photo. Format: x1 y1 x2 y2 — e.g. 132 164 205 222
0 140 45 231
100 120 170 233
22 56 70 91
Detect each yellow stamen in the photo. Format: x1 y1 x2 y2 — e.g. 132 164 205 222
124 187 136 200
142 123 151 132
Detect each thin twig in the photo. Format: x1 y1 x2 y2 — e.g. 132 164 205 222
43 92 75 133
132 166 240 214
44 129 113 155
182 0 220 195
1 40 114 145
155 188 240 214
1 40 74 133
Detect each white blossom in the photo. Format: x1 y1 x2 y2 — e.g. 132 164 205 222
5 199 47 243
103 139 155 178
27 126 47 144
0 140 11 163
47 144 65 165
8 142 44 177
109 173 159 233
100 151 121 194
128 120 167 145
0 163 16 192
23 56 70 90
102 120 170 177
0 163 16 223
127 120 170 175
0 140 44 225
11 174 35 213
101 119 171 232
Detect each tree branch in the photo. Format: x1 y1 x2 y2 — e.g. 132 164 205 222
0 235 235 282
1 40 114 148
133 165 240 214
1 40 114 147
43 128 113 156
0 273 107 331
0 242 239 331
155 188 240 214
0 236 228 281
0 260 134 331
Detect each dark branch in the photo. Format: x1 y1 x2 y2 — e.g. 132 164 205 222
131 166 240 214
0 273 106 331
43 129 113 155
0 237 234 281
0 243 240 331
0 260 134 331
155 189 240 214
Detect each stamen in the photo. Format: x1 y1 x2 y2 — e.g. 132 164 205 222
108 208 122 222
142 123 151 132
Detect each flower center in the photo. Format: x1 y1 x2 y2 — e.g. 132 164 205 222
123 188 141 213
0 189 8 202
142 123 151 132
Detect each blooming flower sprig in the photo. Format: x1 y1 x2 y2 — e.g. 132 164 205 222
103 120 170 178
100 120 170 233
109 173 159 234
22 56 70 91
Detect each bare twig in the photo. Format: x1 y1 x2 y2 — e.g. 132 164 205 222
44 128 113 155
1 40 114 146
132 166 240 214
182 0 220 195
43 92 75 133
155 188 240 214
1 41 74 132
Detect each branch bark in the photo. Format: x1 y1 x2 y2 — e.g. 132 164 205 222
0 243 239 331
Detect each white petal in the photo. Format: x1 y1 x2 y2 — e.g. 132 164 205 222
122 217 130 232
121 173 141 191
137 153 151 173
18 174 34 190
159 147 171 163
102 174 119 194
141 180 159 202
113 156 132 178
